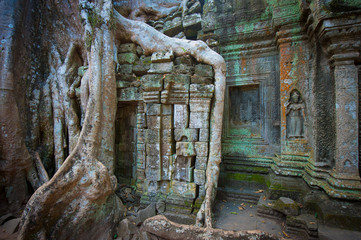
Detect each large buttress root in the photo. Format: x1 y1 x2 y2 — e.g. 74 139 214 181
114 11 226 228
18 1 122 239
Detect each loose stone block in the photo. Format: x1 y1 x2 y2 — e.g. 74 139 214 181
195 142 208 157
118 53 139 64
174 128 199 142
147 116 161 129
176 142 196 157
143 91 160 103
189 112 210 129
146 103 161 116
174 104 189 128
118 43 137 53
141 74 163 91
146 155 160 168
191 74 213 84
199 128 209 141
195 156 207 170
148 62 174 74
188 0 201 14
145 129 160 142
117 64 133 74
195 64 214 77
171 180 196 198
183 13 202 38
189 99 211 112
194 169 206 185
163 17 183 37
151 50 174 63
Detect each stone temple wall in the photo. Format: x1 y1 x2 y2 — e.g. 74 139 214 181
115 42 215 222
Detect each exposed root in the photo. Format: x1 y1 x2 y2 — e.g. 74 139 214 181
114 10 226 228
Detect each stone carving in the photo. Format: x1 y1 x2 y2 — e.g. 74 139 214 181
286 89 305 139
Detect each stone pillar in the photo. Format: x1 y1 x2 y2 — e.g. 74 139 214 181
277 25 310 171
331 51 359 177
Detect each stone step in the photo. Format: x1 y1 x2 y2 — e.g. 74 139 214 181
217 188 261 204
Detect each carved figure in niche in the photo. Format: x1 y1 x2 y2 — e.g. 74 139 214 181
286 89 305 138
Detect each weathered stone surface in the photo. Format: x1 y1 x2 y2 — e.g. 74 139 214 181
183 13 202 38
174 64 194 74
132 63 150 76
136 45 143 56
191 74 213 84
164 74 190 90
195 142 208 157
151 50 174 63
189 112 210 129
161 116 173 129
163 17 182 37
2 218 20 234
116 218 137 240
115 73 137 82
146 115 161 128
188 1 202 14
173 105 189 128
117 64 133 74
118 87 142 101
199 128 209 142
146 144 160 156
145 129 160 142
171 180 196 198
195 156 207 170
116 80 130 88
174 55 194 66
141 74 163 91
146 168 161 181
174 128 199 142
195 64 214 77
162 104 172 115
148 62 174 74
190 84 214 98
176 142 196 157
189 99 212 112
274 197 300 216
143 91 160 103
77 66 88 76
146 103 161 116
118 43 137 53
118 53 139 64
194 169 206 185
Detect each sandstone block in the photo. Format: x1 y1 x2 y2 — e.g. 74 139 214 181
146 143 160 156
189 99 211 112
146 168 161 181
199 128 209 141
146 155 160 168
163 17 183 37
189 112 209 129
151 50 174 63
195 142 208 157
174 128 199 142
164 74 190 91
161 141 173 156
132 63 150 76
195 64 214 77
117 64 132 74
148 62 174 74
195 156 207 170
194 169 206 185
174 55 194 66
161 116 173 129
162 104 173 115
145 129 160 142
191 74 213 84
116 80 130 88
118 43 137 53
171 180 196 198
274 197 300 216
143 91 160 103
146 103 161 116
176 142 196 157
118 87 142 101
183 13 202 38
147 116 161 128
174 64 194 75
141 74 163 91
118 52 138 64
174 104 189 128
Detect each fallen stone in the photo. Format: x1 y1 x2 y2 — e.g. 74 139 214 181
134 203 157 225
116 218 138 240
274 197 300 216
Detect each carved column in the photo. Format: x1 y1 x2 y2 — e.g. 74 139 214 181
330 49 359 177
276 24 311 173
